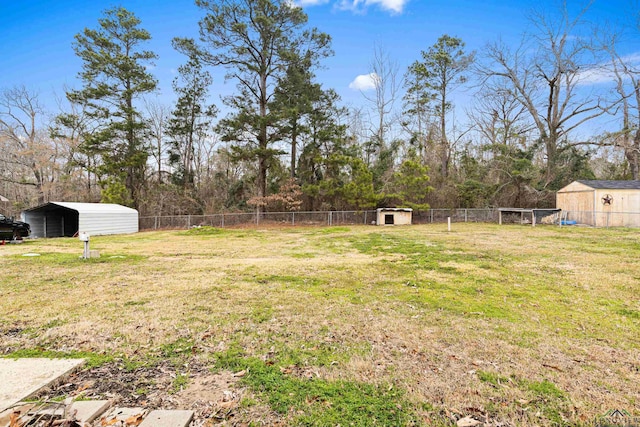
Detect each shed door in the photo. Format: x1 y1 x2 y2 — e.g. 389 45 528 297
384 214 394 225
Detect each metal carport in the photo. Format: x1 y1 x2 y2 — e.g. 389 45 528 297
21 202 138 238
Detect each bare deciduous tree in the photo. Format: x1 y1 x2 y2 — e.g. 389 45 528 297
0 86 52 204
478 4 606 187
599 30 640 179
360 45 401 166
144 99 170 184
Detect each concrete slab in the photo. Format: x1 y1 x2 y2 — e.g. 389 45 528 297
138 410 194 427
68 400 111 423
102 407 146 423
0 358 84 412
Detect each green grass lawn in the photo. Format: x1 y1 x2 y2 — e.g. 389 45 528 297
1 223 638 426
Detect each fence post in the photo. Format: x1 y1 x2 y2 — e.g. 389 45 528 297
221 214 225 228
292 212 295 225
430 210 433 223
464 209 468 223
364 211 367 225
187 214 191 229
154 216 158 230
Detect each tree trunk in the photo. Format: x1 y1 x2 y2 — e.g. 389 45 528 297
631 129 640 180
290 120 298 179
545 135 557 185
440 84 448 178
258 72 268 215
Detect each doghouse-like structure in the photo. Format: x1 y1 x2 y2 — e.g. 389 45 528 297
22 202 139 238
556 180 640 227
376 208 412 225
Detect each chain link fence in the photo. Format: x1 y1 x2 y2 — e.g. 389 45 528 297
139 208 640 230
140 209 502 230
139 210 378 230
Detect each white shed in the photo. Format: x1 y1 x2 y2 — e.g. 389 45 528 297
22 202 139 238
376 208 413 225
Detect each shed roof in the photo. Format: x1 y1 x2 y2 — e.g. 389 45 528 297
376 208 413 212
24 202 138 214
575 180 640 190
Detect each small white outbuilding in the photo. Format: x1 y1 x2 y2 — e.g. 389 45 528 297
376 208 413 225
22 202 139 238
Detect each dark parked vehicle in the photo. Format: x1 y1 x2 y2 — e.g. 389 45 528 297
0 214 30 240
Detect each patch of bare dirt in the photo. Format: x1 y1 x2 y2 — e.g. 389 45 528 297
28 360 283 426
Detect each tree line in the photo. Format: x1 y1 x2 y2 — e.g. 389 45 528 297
1 0 639 217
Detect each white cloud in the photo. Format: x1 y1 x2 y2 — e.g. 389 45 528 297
576 52 640 86
292 0 407 14
576 67 615 85
285 0 328 9
349 73 379 91
296 0 330 5
339 0 408 14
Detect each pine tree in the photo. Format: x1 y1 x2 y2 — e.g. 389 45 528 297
406 35 474 179
167 57 217 189
174 0 331 212
67 7 158 208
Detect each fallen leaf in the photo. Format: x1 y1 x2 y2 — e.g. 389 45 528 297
218 400 237 409
125 413 144 426
542 363 563 372
10 411 22 427
101 416 119 426
457 416 482 427
233 370 246 377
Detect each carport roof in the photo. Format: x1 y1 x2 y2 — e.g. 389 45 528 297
24 202 138 214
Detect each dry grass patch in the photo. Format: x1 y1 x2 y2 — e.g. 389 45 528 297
1 224 639 426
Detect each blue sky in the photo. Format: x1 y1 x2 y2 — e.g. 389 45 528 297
1 0 637 118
